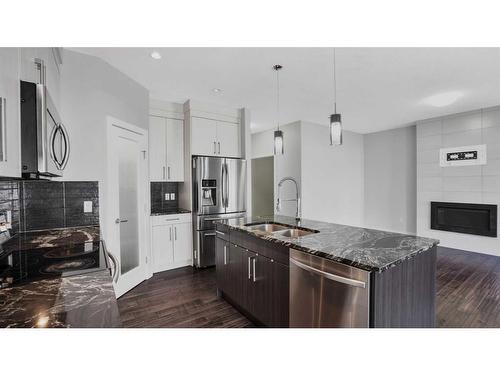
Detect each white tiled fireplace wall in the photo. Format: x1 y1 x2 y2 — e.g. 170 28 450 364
417 106 500 256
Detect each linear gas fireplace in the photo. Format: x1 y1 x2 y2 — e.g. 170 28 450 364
431 202 497 237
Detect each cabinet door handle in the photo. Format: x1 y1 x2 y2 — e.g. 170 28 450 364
169 226 172 241
252 258 256 282
218 142 220 154
163 166 166 180
248 256 255 280
223 245 227 265
174 226 177 240
167 166 171 180
213 141 216 154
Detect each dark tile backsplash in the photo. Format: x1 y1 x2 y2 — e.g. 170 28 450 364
151 182 179 214
0 181 20 234
0 180 99 234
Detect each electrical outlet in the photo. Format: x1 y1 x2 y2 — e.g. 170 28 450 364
171 192 176 200
165 193 170 201
83 201 93 213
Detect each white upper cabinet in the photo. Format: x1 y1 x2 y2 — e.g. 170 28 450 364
217 120 241 158
191 116 241 157
149 116 167 181
0 48 21 178
149 115 184 182
191 117 218 156
166 118 184 181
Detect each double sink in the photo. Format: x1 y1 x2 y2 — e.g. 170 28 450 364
244 222 319 238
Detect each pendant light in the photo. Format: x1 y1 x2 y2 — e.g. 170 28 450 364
273 64 284 155
330 48 342 146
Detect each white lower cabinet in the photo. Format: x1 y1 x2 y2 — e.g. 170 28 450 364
151 213 192 273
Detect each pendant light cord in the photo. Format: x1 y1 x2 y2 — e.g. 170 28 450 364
333 48 337 114
276 67 280 131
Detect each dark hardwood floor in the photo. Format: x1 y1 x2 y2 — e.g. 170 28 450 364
437 247 500 328
117 247 500 328
117 266 253 328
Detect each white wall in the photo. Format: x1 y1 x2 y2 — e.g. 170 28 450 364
300 122 365 226
364 126 417 233
251 121 365 225
251 129 275 159
416 106 500 256
59 49 149 238
274 122 302 217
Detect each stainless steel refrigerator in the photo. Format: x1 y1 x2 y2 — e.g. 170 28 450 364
192 156 247 267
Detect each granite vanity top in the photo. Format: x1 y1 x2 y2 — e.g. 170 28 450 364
219 215 439 272
0 269 121 328
0 226 121 328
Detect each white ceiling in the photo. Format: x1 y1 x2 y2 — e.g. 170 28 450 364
71 48 500 134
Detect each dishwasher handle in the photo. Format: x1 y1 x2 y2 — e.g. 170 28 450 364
290 257 366 288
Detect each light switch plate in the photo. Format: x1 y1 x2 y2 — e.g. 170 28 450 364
83 201 93 213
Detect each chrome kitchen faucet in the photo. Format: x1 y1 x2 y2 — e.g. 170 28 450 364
276 177 301 224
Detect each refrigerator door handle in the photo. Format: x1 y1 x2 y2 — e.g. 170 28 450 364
221 162 225 210
225 162 229 208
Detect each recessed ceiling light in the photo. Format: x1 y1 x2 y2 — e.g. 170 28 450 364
423 91 464 107
212 88 223 93
150 51 162 60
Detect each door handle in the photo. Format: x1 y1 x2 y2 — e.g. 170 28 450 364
290 258 367 288
115 218 128 224
252 257 257 282
248 256 253 280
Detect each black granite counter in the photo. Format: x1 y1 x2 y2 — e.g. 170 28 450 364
0 226 121 328
0 270 121 328
0 226 100 255
219 215 439 272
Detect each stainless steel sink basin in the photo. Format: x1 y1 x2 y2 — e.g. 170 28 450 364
245 223 289 233
276 228 317 238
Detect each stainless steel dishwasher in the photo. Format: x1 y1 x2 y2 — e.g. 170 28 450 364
289 249 371 328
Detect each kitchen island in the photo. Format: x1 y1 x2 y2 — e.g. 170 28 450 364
215 215 439 328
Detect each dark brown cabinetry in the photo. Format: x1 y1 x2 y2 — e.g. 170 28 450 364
215 226 289 327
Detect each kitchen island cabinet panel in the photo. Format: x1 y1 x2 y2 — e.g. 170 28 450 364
370 245 437 328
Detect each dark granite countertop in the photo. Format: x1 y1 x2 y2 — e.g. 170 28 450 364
0 226 100 255
219 215 439 273
0 269 121 328
151 208 191 216
0 226 121 328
